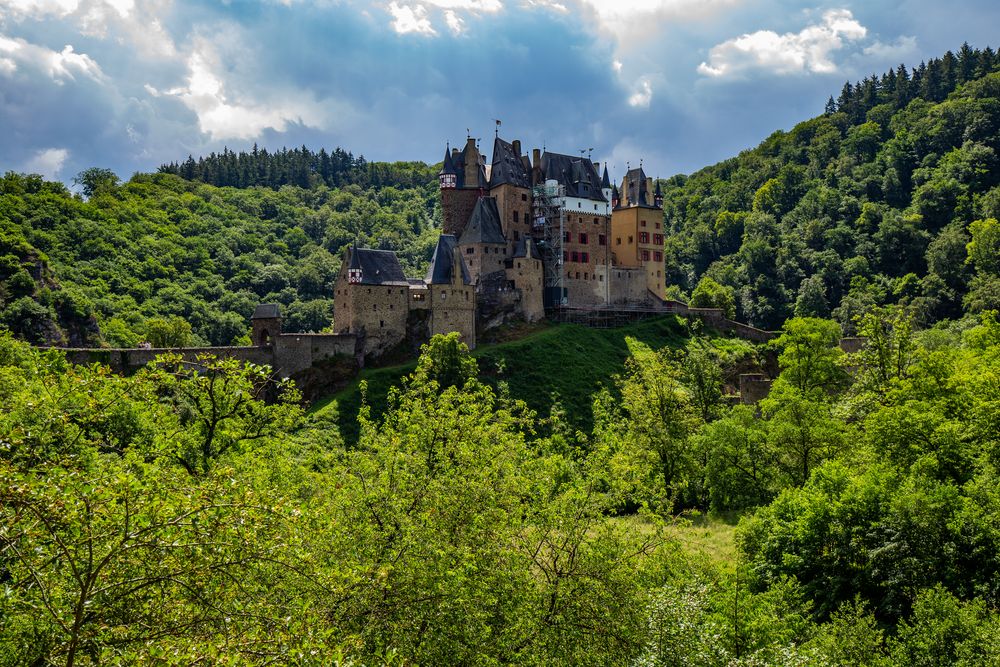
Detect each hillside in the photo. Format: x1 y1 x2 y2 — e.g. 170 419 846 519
662 46 1000 331
315 315 758 442
0 168 440 346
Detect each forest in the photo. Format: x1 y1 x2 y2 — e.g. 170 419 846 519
666 44 1000 331
0 169 440 347
3 43 1000 664
3 312 1000 664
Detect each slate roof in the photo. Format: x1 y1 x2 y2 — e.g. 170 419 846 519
622 167 658 209
438 146 457 176
446 142 488 189
251 303 281 320
601 165 611 189
489 137 531 188
540 152 607 202
346 247 410 286
459 197 506 245
426 234 472 285
512 237 542 260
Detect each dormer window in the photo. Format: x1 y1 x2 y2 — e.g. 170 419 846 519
348 268 363 284
440 174 457 189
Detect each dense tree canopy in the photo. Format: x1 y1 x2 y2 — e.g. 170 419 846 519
662 46 1000 331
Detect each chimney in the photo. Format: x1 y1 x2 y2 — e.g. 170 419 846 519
646 178 654 205
593 161 600 174
532 148 541 167
512 139 521 156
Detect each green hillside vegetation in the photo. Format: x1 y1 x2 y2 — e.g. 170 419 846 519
314 315 757 443
0 168 440 346
662 45 1000 331
5 312 1000 664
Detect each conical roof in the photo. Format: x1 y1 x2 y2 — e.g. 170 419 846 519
439 145 456 176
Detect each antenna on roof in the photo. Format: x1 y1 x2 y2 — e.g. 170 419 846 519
626 161 631 171
640 158 644 169
587 148 594 160
493 119 501 137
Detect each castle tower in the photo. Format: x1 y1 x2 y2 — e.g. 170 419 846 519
251 303 282 346
440 138 486 238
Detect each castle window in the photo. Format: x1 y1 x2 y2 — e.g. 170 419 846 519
581 252 589 263
653 234 663 245
514 231 520 241
412 292 425 301
571 251 579 262
466 247 474 254
441 292 447 301
373 304 377 311
563 250 568 261
513 211 519 222
599 234 606 246
563 231 571 242
599 274 604 281
389 304 393 310
641 220 647 227
656 222 660 229
641 250 650 261
577 202 581 208
521 193 527 201
575 271 580 279
639 232 649 243
579 232 588 244
380 320 384 327
654 251 663 262
594 217 599 224
616 237 621 245
594 204 598 211
584 272 588 280
628 236 633 244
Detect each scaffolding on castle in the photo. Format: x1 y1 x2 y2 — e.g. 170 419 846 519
532 182 566 307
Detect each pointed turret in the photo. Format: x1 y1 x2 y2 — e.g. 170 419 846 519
601 164 611 189
439 144 457 189
611 184 620 209
654 179 663 208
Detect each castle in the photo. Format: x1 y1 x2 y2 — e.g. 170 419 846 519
332 133 670 358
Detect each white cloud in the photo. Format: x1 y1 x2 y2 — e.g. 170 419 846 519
628 79 652 107
388 2 436 35
424 0 502 11
0 0 81 19
864 35 917 60
698 9 867 78
443 9 464 33
0 34 105 83
23 147 69 179
0 56 15 74
159 43 327 141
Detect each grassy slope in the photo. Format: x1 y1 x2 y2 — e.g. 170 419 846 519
313 315 749 443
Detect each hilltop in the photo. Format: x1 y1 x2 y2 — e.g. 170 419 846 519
662 44 1000 331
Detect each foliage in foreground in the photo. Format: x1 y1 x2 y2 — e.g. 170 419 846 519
4 317 1000 664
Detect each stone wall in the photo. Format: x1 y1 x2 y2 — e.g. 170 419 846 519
460 242 507 285
491 184 532 250
441 188 480 237
428 283 476 348
54 333 360 380
604 266 649 305
58 346 275 375
339 283 410 359
505 255 544 322
739 373 773 404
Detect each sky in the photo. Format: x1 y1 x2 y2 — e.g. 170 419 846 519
1 0 999 186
